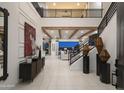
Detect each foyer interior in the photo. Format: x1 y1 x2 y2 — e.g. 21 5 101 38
0 2 123 90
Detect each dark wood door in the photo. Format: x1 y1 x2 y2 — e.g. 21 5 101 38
117 3 124 89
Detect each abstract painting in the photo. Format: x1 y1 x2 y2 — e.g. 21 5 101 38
24 22 36 57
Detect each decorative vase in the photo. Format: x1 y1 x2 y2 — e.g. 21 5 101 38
99 49 110 63
26 56 32 63
95 37 104 54
82 45 90 56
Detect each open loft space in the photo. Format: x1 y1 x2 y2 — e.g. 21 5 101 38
32 2 103 18
0 1 124 91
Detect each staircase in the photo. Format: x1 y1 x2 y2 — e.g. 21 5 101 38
69 41 88 65
69 40 95 66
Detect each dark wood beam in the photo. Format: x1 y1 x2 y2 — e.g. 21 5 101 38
42 28 53 39
78 29 96 39
42 27 97 30
58 29 62 39
69 29 79 39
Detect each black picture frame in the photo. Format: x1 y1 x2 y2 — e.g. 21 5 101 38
0 7 9 80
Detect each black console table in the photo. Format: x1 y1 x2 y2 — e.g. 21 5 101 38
19 57 45 81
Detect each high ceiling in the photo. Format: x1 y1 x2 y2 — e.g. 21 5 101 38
42 27 97 40
38 2 102 9
46 2 88 9
37 2 100 40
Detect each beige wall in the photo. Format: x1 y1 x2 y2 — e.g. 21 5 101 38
46 2 88 9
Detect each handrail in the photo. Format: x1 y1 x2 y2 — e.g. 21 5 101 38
69 41 89 60
98 2 117 35
69 46 95 65
70 54 84 65
70 50 82 59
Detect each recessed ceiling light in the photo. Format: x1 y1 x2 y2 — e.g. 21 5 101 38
65 31 68 33
81 31 84 34
53 2 56 6
51 31 54 33
77 3 80 6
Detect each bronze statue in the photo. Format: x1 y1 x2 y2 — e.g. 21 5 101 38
95 37 104 54
82 45 90 56
99 49 110 63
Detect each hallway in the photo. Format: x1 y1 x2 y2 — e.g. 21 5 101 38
13 55 115 90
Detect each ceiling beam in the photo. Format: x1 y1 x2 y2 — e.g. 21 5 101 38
42 28 53 39
69 29 79 39
78 29 96 39
42 27 97 30
58 29 62 39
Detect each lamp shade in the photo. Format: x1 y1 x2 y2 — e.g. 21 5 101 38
82 45 90 56
95 37 104 54
99 49 110 63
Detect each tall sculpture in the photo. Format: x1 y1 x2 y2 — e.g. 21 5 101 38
95 37 111 84
95 37 104 54
99 49 110 63
82 45 90 56
82 44 90 74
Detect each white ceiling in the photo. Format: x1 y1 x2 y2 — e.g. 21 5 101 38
61 30 74 39
43 28 97 39
47 29 59 38
71 29 89 39
45 2 88 9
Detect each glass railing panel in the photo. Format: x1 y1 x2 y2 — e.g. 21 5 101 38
43 9 102 18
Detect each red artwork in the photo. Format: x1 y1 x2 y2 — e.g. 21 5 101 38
24 22 36 57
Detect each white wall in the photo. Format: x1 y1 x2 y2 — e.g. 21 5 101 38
100 12 117 82
89 48 97 73
88 2 102 9
70 56 83 71
70 48 97 72
0 2 43 89
40 18 101 27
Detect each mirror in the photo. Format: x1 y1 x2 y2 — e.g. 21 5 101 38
0 7 9 80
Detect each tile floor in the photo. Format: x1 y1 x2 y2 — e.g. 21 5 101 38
12 54 115 90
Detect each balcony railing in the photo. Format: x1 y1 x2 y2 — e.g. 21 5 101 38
98 2 117 35
43 9 103 18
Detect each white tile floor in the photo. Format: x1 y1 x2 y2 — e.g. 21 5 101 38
12 54 115 90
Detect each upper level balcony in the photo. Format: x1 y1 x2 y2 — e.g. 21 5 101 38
43 9 102 18
32 2 103 18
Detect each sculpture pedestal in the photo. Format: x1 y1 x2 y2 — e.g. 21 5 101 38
83 55 89 74
100 62 110 84
96 54 101 76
